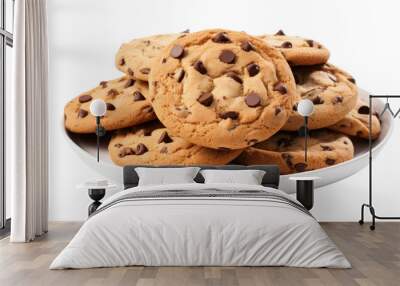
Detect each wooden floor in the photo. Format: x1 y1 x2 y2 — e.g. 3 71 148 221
0 222 399 286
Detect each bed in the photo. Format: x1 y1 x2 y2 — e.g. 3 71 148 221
50 165 350 269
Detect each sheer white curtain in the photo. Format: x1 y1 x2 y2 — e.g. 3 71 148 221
9 0 48 242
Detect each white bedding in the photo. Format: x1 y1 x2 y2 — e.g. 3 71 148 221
50 183 350 269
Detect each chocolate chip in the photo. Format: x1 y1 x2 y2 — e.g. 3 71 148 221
343 140 348 145
158 131 173 144
193 61 207 75
219 50 236 64
220 111 239 120
78 109 88 118
170 45 185 59
119 58 125 66
282 153 293 168
140 67 150 74
325 158 336 165
119 147 135 157
241 41 254 52
133 91 145 101
275 30 285 36
197 92 214 106
107 89 119 97
312 96 324 105
281 41 292 48
226 72 243 84
212 32 231 43
177 69 185 83
160 146 168 154
332 96 343 104
292 104 298 111
247 63 260 77
162 58 167 64
106 103 116 110
124 79 135 88
245 92 261 107
358 105 370 114
78 94 92 103
136 143 148 155
306 39 314 47
99 81 108 88
321 145 333 151
127 68 134 76
348 77 356 84
294 163 307 172
273 82 287 95
275 106 282 116
114 143 123 148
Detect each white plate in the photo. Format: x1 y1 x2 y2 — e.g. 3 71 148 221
63 88 394 194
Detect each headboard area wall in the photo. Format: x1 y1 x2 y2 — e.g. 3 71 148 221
123 165 280 189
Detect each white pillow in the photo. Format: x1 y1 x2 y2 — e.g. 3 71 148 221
200 169 266 185
135 167 200 186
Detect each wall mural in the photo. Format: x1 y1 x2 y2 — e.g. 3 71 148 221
63 29 391 188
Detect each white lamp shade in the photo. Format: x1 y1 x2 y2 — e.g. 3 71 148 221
90 99 107 117
297 99 314 117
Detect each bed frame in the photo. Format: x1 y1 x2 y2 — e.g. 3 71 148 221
123 165 280 189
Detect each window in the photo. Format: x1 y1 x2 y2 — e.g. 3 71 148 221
0 0 14 235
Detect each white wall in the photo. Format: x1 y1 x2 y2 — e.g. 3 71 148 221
48 0 400 221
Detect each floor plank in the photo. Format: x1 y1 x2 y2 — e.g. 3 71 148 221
0 222 399 286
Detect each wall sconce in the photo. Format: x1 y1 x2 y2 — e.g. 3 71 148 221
89 99 107 162
297 99 315 162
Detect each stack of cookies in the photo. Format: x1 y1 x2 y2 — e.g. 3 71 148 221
64 29 381 174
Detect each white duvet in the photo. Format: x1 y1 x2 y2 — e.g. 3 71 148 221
50 183 350 269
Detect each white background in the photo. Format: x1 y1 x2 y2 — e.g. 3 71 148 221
48 0 400 221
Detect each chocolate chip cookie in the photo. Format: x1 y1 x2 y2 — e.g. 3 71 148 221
236 130 354 174
109 121 243 166
259 30 330 66
328 99 381 140
148 29 298 150
282 63 358 131
116 33 185 81
64 77 156 133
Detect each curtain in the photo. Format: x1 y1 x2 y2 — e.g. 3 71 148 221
10 0 48 242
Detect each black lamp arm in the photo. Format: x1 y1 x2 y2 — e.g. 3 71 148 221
95 116 106 162
304 116 308 162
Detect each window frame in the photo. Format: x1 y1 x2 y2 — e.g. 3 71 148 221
0 0 14 234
